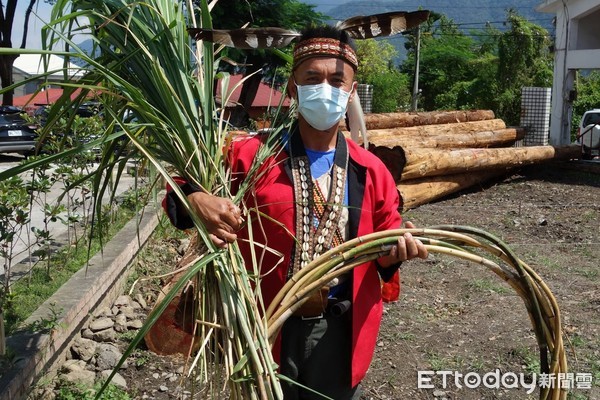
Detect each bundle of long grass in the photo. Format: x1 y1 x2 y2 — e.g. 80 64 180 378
2 0 289 398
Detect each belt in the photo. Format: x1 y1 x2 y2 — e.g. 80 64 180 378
299 299 352 320
292 287 351 320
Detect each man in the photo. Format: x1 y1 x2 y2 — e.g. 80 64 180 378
164 25 427 400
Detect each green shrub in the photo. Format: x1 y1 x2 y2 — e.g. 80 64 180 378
369 71 411 113
56 382 131 400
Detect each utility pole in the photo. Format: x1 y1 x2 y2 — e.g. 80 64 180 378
411 25 421 111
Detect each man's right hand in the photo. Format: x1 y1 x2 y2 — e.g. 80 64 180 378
187 192 242 248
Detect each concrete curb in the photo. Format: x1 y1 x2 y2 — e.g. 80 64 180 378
1 204 161 400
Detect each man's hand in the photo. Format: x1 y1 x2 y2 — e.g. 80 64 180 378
377 221 428 268
187 192 242 248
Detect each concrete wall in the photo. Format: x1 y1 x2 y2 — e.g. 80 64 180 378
538 0 600 146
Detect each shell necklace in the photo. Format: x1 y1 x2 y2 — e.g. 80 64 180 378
289 130 349 277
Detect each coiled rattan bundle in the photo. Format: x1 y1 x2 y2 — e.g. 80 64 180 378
267 225 567 400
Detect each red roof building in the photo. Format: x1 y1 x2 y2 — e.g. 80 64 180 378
12 88 83 107
216 75 291 120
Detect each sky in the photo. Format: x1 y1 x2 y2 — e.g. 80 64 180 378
13 0 54 50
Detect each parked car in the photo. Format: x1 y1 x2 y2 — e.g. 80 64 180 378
0 106 38 156
577 109 600 159
32 102 104 158
33 101 102 126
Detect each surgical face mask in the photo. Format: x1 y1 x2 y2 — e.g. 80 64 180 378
295 82 352 131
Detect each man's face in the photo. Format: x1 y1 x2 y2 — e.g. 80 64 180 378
290 56 356 97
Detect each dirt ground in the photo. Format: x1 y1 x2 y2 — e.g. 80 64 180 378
113 162 599 400
365 163 600 400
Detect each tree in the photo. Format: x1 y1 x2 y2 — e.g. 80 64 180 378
0 0 43 105
402 15 478 111
495 9 553 124
400 10 553 124
458 24 502 111
207 0 325 127
571 71 600 140
370 70 411 113
354 39 398 84
355 39 410 112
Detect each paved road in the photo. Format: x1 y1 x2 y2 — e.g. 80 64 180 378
1 153 141 281
0 153 26 172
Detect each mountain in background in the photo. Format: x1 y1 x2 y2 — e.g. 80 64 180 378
70 1 554 67
68 40 98 68
303 0 554 62
304 0 553 32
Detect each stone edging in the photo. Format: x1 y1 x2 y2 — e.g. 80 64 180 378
1 204 161 400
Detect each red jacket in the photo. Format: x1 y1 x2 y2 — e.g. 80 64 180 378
226 133 402 386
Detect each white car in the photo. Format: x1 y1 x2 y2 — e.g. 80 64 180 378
577 109 600 159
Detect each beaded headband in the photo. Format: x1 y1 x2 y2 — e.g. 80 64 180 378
292 38 358 71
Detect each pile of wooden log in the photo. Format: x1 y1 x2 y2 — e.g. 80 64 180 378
342 110 580 210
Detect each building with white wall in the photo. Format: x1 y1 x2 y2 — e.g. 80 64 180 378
537 0 600 145
12 54 85 97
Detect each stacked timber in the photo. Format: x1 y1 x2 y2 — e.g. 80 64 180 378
342 110 580 210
